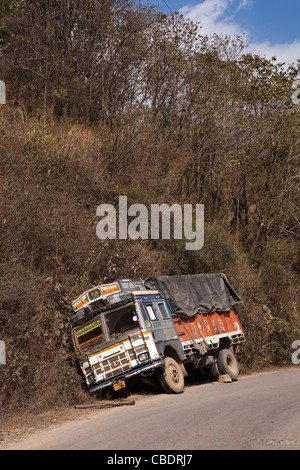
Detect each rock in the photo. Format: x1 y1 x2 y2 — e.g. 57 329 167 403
218 374 232 383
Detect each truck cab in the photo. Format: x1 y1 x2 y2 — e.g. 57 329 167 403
70 281 185 393
71 274 245 394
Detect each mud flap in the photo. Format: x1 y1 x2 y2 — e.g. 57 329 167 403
211 360 220 380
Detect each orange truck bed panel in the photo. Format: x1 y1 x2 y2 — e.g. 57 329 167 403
173 308 243 343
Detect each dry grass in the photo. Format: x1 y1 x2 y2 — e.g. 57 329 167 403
0 107 299 419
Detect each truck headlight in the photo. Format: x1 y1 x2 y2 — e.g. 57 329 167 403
138 352 149 362
87 375 96 384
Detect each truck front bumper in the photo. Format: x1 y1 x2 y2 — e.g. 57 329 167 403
89 359 165 393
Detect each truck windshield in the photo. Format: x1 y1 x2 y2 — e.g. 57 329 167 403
104 303 138 339
76 317 104 351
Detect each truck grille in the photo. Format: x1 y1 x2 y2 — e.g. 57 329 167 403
100 351 133 379
93 342 149 381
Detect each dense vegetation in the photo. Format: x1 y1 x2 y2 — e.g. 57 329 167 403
0 0 299 413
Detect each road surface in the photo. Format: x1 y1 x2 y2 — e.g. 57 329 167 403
5 369 300 450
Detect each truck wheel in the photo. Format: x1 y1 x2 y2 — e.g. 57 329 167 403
217 348 239 380
159 357 185 394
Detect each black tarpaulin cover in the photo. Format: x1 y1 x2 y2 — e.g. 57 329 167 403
144 274 242 318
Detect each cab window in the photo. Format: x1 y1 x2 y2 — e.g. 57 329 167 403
76 318 104 350
157 302 169 320
138 303 150 324
145 304 157 321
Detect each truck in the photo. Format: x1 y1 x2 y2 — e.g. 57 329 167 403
70 274 245 394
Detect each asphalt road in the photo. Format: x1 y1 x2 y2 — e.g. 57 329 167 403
6 369 300 450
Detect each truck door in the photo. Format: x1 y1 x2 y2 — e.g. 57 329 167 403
137 294 179 342
136 293 186 362
144 300 176 342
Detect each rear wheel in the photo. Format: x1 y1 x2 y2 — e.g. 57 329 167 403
159 357 185 394
217 348 239 380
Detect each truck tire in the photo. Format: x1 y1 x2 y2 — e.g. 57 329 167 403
217 348 239 380
159 357 185 394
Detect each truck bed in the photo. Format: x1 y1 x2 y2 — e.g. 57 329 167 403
173 308 245 350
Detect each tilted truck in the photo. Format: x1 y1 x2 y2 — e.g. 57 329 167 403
70 274 245 394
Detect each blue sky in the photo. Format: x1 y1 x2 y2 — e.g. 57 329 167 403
141 0 300 65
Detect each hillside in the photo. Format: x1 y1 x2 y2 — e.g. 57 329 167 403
0 0 299 414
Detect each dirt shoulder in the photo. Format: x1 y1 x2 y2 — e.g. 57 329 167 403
0 405 113 449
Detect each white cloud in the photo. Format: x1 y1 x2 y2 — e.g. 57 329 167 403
236 0 252 12
249 40 300 66
179 0 300 65
180 0 244 37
